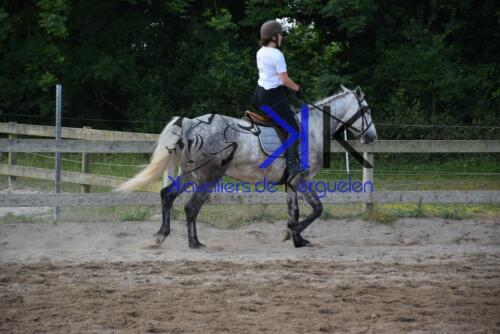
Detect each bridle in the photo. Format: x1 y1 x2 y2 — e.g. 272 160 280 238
292 91 373 138
349 94 373 137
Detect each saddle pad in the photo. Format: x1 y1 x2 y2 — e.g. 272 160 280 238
257 125 283 156
256 124 301 157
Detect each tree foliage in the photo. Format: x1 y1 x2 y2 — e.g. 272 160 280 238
0 0 498 137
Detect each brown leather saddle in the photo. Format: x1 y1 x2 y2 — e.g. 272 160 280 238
243 110 287 142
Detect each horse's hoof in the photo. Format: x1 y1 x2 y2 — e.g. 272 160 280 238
138 239 162 250
189 240 206 249
293 235 313 248
154 233 166 245
281 229 292 242
294 240 313 248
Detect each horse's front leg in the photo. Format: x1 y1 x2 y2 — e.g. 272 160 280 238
282 187 299 242
287 187 323 248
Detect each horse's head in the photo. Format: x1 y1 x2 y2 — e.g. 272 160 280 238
337 85 377 144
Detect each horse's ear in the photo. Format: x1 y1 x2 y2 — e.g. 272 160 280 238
355 86 364 99
340 84 349 92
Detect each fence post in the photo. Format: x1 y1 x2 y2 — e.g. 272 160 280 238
54 84 62 222
322 106 331 168
363 152 374 213
81 126 91 193
8 122 17 188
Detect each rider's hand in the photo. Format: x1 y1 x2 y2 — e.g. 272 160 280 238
295 87 304 100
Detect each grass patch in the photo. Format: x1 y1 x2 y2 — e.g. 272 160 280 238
363 207 396 225
382 202 426 218
321 204 362 220
0 212 50 224
52 206 158 222
364 203 500 222
119 207 153 221
436 208 468 220
1 202 498 226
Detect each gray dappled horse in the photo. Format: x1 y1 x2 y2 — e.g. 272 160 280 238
117 85 377 248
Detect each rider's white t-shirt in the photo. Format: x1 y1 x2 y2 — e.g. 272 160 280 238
257 46 287 90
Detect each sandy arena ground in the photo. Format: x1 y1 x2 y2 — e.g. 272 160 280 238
0 217 499 333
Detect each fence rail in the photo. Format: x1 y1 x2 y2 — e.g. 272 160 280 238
333 140 500 153
0 122 499 209
0 139 155 153
0 164 160 192
0 122 158 141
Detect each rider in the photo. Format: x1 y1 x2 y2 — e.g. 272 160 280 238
253 20 308 185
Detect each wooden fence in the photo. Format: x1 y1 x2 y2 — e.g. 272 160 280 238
0 122 499 207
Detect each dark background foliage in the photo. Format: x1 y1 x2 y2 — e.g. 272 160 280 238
0 0 498 138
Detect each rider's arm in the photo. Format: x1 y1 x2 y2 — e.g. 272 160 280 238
279 72 300 91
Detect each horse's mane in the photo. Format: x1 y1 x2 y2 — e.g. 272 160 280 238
292 88 350 113
313 89 350 107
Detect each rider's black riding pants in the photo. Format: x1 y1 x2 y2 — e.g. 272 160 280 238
253 85 299 133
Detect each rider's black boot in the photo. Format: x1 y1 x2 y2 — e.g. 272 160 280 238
286 139 308 185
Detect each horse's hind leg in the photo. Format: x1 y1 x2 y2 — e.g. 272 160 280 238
185 191 210 249
155 181 182 244
155 172 193 244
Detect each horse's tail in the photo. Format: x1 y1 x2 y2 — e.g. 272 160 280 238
116 117 189 193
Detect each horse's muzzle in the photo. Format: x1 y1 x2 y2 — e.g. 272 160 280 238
361 131 377 144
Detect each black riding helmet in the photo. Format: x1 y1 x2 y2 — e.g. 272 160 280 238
260 20 284 47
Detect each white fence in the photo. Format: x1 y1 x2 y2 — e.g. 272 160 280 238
0 122 499 207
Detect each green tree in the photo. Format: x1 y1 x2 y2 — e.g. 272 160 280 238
0 0 497 138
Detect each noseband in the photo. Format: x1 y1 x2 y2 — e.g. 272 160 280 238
351 95 373 137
